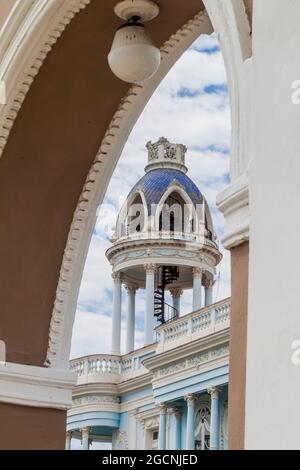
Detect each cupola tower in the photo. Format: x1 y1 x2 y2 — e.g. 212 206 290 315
106 138 222 355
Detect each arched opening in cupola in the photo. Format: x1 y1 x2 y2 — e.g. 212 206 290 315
158 191 192 234
126 193 146 235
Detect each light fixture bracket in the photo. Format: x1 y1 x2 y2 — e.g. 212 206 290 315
114 0 159 23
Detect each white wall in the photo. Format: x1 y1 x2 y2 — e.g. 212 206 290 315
246 0 300 449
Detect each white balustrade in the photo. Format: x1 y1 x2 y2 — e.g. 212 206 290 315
70 345 156 385
70 300 230 383
215 302 230 324
192 310 212 333
156 299 230 353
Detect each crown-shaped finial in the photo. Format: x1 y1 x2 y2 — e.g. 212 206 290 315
145 137 188 173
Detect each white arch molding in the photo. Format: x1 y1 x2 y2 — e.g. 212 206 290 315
116 188 149 237
154 182 202 233
0 0 251 368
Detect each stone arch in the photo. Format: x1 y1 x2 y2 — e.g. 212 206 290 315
0 0 251 371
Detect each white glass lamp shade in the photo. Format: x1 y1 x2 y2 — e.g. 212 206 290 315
108 23 161 83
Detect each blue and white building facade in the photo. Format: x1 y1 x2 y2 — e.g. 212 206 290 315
67 138 230 451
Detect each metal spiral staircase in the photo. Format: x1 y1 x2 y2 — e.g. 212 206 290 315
154 266 179 324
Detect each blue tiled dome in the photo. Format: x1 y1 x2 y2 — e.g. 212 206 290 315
128 168 203 214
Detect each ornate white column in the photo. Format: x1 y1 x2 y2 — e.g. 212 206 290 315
82 427 90 451
208 387 221 450
169 288 183 315
65 431 72 450
203 278 214 307
158 404 167 450
125 284 137 354
111 272 122 355
144 264 156 346
193 268 202 311
185 394 196 450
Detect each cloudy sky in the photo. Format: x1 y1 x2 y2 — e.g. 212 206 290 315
70 33 231 359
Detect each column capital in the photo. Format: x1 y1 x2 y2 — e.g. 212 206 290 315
169 287 183 299
112 271 122 282
203 276 215 289
192 267 203 279
184 394 197 406
158 403 167 414
168 406 182 419
125 284 138 295
144 263 157 275
208 386 222 400
82 427 90 436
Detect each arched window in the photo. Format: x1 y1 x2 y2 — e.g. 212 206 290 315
159 191 191 233
126 194 145 235
194 404 211 450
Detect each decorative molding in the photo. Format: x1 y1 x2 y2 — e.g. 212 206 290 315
152 345 229 380
203 0 252 180
73 395 121 406
145 137 188 173
141 414 160 431
216 173 249 249
115 430 129 450
0 361 76 409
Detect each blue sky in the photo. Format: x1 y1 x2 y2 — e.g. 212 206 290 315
70 33 231 359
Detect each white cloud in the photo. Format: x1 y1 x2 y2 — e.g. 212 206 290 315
71 35 231 358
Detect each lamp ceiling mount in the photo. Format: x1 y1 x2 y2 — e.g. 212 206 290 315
114 0 160 23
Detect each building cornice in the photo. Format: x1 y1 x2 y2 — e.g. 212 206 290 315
143 329 230 371
117 372 153 395
216 173 249 249
72 382 119 396
72 372 153 398
0 362 76 409
152 355 229 390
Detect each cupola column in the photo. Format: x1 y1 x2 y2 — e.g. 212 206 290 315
204 278 214 307
111 272 122 355
81 427 90 451
144 264 157 346
169 288 183 316
65 432 72 450
125 285 137 353
193 268 203 311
